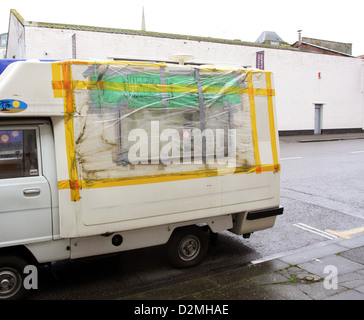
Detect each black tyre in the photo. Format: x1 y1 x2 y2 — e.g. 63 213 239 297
0 256 29 300
166 226 209 268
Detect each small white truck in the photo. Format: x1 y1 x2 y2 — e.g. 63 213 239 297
0 59 283 299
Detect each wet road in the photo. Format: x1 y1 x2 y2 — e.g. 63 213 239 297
29 138 364 299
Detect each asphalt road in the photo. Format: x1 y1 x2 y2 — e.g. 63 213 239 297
246 138 364 259
29 138 364 300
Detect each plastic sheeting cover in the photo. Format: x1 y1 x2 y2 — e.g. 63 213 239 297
64 62 262 183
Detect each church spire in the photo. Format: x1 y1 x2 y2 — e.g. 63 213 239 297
141 6 146 31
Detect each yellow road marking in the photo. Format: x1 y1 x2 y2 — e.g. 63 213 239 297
325 227 364 240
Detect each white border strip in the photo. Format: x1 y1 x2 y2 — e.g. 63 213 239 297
293 223 337 240
281 157 303 160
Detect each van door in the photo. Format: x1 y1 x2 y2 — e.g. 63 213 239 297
0 125 53 247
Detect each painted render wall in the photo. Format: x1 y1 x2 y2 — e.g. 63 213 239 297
6 12 25 59
7 24 364 132
266 49 364 131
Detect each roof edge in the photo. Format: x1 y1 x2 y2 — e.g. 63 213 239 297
36 22 298 51
292 41 357 58
10 9 297 52
10 9 26 26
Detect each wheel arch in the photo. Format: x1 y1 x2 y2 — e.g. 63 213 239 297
166 224 209 268
0 245 39 266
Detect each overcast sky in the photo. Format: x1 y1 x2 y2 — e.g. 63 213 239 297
1 0 363 56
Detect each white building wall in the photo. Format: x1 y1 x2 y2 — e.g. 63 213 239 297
268 49 364 131
8 23 364 132
6 13 25 59
24 27 75 59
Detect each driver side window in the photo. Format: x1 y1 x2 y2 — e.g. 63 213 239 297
0 129 39 179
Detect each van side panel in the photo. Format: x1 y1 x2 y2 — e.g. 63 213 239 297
50 61 281 238
0 61 282 241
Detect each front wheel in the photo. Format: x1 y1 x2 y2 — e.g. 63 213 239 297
166 226 209 268
0 256 29 300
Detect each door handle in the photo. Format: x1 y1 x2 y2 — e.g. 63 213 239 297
23 188 41 196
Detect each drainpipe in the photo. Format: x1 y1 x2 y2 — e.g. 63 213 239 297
361 60 364 131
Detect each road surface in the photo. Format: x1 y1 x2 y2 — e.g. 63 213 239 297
29 138 364 299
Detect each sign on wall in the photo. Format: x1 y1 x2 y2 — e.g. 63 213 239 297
256 51 264 70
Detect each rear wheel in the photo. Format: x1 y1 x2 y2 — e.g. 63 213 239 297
167 226 209 268
0 256 29 300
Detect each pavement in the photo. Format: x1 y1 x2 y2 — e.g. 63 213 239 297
279 131 364 144
118 132 364 301
119 233 364 301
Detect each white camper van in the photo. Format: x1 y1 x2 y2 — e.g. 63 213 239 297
0 59 283 299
